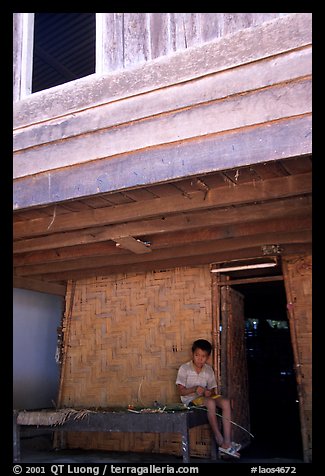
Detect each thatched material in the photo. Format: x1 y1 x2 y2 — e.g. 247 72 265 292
17 408 93 426
282 254 312 463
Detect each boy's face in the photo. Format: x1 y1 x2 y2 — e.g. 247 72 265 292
192 348 209 369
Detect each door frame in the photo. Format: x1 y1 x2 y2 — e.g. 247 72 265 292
210 261 305 455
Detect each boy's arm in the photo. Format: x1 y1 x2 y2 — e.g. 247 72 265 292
177 384 205 396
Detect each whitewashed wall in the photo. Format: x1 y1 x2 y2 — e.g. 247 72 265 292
13 288 64 409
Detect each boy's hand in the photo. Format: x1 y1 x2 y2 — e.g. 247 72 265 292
196 386 205 395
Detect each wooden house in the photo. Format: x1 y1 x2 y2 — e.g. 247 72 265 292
13 13 312 462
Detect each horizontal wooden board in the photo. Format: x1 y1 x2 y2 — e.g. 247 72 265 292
13 195 311 253
14 14 311 128
29 243 311 283
13 115 312 209
14 46 311 152
13 215 311 270
13 172 311 239
14 229 311 278
13 276 66 296
13 78 311 179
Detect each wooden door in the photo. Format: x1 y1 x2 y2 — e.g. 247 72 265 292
219 284 251 448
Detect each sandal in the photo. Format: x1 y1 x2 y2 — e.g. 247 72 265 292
231 442 241 452
218 446 240 458
215 439 241 452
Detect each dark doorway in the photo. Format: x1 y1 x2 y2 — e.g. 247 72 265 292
233 280 303 460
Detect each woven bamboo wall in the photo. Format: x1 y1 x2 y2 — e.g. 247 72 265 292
58 265 214 457
282 254 312 463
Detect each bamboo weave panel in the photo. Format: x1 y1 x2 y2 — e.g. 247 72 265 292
59 265 213 456
282 254 312 462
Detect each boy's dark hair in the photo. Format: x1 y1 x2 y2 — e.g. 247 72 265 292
192 339 212 355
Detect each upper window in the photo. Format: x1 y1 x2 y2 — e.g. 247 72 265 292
32 13 96 93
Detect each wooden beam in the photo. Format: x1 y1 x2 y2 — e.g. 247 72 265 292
14 45 312 153
23 249 268 282
13 215 311 267
221 275 284 285
148 215 312 250
14 241 127 266
14 229 311 278
30 243 312 283
13 276 66 296
13 195 311 253
13 78 311 179
13 172 312 239
13 115 312 210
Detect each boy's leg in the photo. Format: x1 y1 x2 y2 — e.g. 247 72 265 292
203 397 240 458
203 397 223 446
215 396 233 447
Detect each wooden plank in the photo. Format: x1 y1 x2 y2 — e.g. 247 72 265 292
13 13 34 100
13 78 312 179
252 157 312 180
13 276 66 296
13 14 24 102
13 195 311 253
149 13 171 59
14 229 311 277
146 183 181 198
56 250 268 282
14 13 311 129
124 13 150 67
281 156 313 175
222 13 281 35
14 45 312 154
13 215 311 268
100 13 124 73
170 13 201 50
13 116 312 210
113 237 152 254
198 13 223 43
122 188 156 202
60 245 313 282
224 275 284 286
146 215 312 250
14 409 212 463
13 172 312 238
80 195 114 208
14 241 126 267
29 243 312 283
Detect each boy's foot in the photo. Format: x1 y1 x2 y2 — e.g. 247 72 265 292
218 445 240 458
215 438 241 452
231 441 241 451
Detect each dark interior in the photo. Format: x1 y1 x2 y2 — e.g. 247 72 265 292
234 280 303 459
32 13 96 93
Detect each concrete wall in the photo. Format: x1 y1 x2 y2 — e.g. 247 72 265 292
13 288 64 409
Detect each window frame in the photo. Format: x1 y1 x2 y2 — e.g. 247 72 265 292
16 12 102 100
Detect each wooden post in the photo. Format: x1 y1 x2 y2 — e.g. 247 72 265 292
56 280 76 407
211 266 222 390
53 280 76 449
